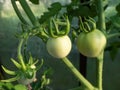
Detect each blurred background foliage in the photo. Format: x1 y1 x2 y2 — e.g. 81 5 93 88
0 0 120 90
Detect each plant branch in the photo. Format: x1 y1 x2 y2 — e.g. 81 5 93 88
96 0 106 89
107 33 120 39
18 0 38 26
97 0 106 31
62 57 96 90
11 0 28 25
96 51 104 90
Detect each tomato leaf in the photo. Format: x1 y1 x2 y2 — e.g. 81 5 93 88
110 15 120 28
1 82 14 90
39 2 62 24
116 3 120 15
106 41 120 60
109 47 118 60
29 0 39 4
14 84 27 90
66 4 97 17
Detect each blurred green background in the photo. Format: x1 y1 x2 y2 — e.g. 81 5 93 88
0 0 120 90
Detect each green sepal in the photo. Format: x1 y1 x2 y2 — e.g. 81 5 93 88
11 58 21 69
64 16 70 35
33 59 39 65
28 53 34 65
1 76 20 82
2 66 16 75
36 59 44 71
49 19 58 38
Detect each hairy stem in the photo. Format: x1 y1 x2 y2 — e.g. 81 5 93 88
18 0 38 26
11 0 28 25
96 51 104 90
97 0 106 31
62 57 96 90
96 0 106 89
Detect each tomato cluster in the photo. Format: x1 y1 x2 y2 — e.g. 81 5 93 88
46 17 107 58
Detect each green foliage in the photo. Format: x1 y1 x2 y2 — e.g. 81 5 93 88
66 4 97 17
29 0 39 4
110 15 120 28
1 0 120 90
106 41 120 60
116 3 120 15
31 68 53 90
39 2 62 24
0 82 27 90
14 85 27 90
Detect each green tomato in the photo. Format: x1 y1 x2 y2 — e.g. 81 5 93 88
46 35 72 58
76 29 106 57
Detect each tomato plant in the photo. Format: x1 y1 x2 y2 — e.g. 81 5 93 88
1 0 120 90
46 35 72 58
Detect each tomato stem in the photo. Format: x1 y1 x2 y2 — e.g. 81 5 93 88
96 0 106 89
96 51 104 90
62 57 96 90
18 39 26 71
107 33 120 39
11 0 28 25
97 0 106 32
18 0 38 26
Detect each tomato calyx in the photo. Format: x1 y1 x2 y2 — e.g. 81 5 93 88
79 16 97 33
48 15 70 38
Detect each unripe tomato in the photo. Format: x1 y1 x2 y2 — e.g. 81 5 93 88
46 35 72 58
76 29 106 57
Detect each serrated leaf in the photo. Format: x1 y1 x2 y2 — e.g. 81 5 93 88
29 0 39 4
1 76 20 82
11 58 21 69
2 66 16 75
39 2 62 24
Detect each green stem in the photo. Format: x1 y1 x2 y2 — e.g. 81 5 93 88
107 33 120 39
96 51 104 90
18 0 38 26
62 57 96 90
11 0 28 25
97 0 106 31
97 0 106 89
18 39 26 71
